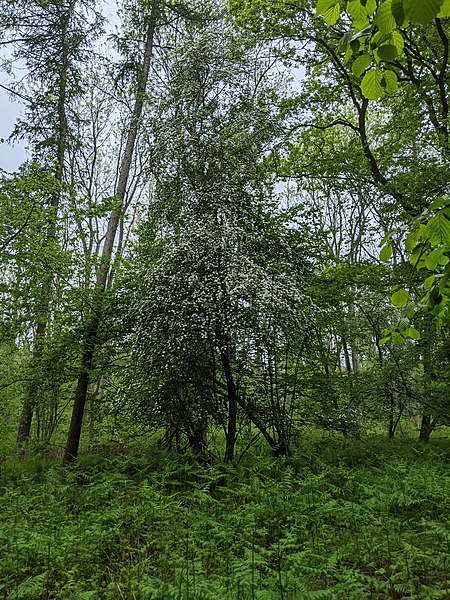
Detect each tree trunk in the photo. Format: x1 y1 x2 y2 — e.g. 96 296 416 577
419 344 434 443
63 8 157 464
219 346 238 463
16 0 75 445
17 396 33 445
63 316 98 461
419 414 432 443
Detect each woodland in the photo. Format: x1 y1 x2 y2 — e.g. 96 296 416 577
1 0 450 598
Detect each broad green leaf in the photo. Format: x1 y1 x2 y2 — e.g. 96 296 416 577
376 44 398 61
405 227 420 253
397 316 409 332
424 275 436 290
424 247 449 270
404 301 416 318
347 0 371 28
390 32 404 54
317 0 338 13
352 54 372 77
349 23 375 42
347 1 368 28
430 301 446 316
374 0 397 33
404 327 421 339
403 0 444 24
391 288 409 307
344 45 353 63
405 224 427 253
317 0 340 24
382 69 398 93
391 0 405 25
361 68 384 99
439 268 450 291
429 196 446 210
424 211 450 246
438 0 450 16
380 243 393 261
410 244 427 268
391 331 405 344
324 3 340 24
427 287 443 308
371 30 390 48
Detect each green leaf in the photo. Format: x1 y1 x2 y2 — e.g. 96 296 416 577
439 268 450 291
374 0 397 33
404 301 416 318
404 327 421 340
403 0 444 24
424 247 449 270
352 54 372 77
397 316 409 332
361 68 385 99
410 244 426 268
391 0 405 25
347 0 371 28
382 69 398 93
317 0 338 13
349 23 375 43
424 275 436 290
405 224 427 253
364 0 378 12
391 288 409 307
376 44 398 61
380 243 393 261
425 211 450 246
317 0 340 24
390 31 404 54
391 331 405 344
405 228 420 253
438 0 450 17
429 196 446 210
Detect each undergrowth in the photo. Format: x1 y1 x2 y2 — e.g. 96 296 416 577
1 433 450 599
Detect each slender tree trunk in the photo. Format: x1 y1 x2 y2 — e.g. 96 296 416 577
419 345 434 443
342 338 352 374
17 322 45 443
16 1 75 445
63 9 157 464
219 343 238 463
419 414 433 443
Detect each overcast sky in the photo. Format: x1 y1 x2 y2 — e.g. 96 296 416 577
0 0 118 174
0 87 26 172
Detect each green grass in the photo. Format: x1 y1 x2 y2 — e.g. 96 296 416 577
1 433 450 599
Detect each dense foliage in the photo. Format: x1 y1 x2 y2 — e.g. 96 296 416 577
1 0 450 596
2 434 450 599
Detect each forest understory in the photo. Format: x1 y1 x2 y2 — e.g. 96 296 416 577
2 431 450 600
2 0 450 597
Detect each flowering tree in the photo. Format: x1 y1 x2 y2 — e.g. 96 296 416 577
125 20 307 460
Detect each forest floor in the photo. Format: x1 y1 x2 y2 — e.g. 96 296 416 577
1 431 450 599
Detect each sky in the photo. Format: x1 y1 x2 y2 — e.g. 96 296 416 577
0 85 27 172
0 0 118 174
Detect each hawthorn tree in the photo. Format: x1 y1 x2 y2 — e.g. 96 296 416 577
123 17 307 460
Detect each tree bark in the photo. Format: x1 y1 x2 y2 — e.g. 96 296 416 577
63 7 157 464
16 0 76 445
217 334 238 463
419 414 433 443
